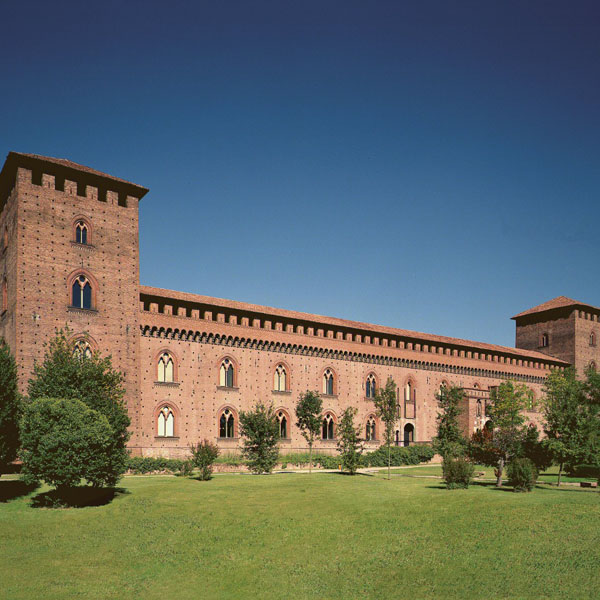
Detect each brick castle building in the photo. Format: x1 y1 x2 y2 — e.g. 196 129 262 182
1 152 597 457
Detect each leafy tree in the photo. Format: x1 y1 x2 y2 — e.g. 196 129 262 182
521 424 553 472
20 397 120 490
190 439 220 480
28 328 130 477
0 339 21 475
239 403 280 474
336 407 364 474
433 384 467 459
484 380 531 487
295 391 323 473
371 377 398 480
543 367 599 485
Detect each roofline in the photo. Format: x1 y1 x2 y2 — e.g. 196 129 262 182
140 285 569 365
0 152 149 212
511 301 600 321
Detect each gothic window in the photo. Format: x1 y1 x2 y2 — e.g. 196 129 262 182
219 408 235 438
323 369 334 395
71 275 93 309
75 220 89 245
274 364 287 391
404 381 416 419
403 423 414 446
157 352 175 382
365 416 376 441
322 413 335 440
590 332 597 347
73 339 92 360
277 410 288 438
365 374 376 398
157 406 175 437
476 399 482 417
219 358 235 387
540 333 549 348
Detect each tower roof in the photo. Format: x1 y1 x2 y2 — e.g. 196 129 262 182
512 296 599 319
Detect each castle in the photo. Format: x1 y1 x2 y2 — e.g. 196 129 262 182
1 152 597 457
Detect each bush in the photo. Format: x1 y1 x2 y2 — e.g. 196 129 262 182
508 458 538 492
360 444 435 468
20 397 124 489
177 460 194 477
565 464 600 479
190 439 220 480
239 403 279 474
442 456 475 489
126 456 184 474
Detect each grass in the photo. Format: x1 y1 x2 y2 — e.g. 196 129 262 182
1 473 599 599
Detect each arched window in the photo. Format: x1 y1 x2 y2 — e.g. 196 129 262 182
540 333 549 348
404 380 416 419
322 413 335 440
277 410 288 438
590 332 596 347
476 399 482 417
403 423 414 446
71 275 92 309
274 364 287 391
73 339 92 360
219 408 235 438
157 352 174 382
75 220 89 245
365 374 377 398
157 406 175 437
323 369 334 395
365 416 376 441
219 358 235 388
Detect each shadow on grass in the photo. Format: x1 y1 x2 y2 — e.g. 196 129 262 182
0 480 39 502
30 486 129 508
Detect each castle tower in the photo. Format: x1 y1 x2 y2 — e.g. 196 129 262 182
513 296 600 376
0 152 148 444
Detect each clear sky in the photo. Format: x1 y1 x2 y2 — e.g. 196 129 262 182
1 1 599 347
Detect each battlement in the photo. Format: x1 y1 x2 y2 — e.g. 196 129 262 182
0 152 148 214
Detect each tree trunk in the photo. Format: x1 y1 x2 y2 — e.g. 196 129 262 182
496 457 504 487
309 441 313 475
388 442 391 481
557 462 562 487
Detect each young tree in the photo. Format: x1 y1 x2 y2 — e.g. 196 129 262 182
20 398 118 490
336 407 364 474
485 380 530 487
0 339 21 475
190 439 220 481
433 384 467 459
28 329 130 477
239 403 280 474
371 377 398 480
295 391 323 474
543 367 596 486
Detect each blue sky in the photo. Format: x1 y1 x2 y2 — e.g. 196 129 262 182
1 1 599 347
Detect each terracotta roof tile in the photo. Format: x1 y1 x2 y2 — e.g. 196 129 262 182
512 296 598 319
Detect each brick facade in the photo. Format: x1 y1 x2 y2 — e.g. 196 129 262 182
1 152 586 459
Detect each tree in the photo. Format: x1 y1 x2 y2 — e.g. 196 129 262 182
433 384 467 459
239 403 280 474
543 367 599 486
295 391 323 474
0 339 21 475
371 377 398 480
336 407 364 474
190 439 220 480
28 328 130 478
20 398 119 490
484 380 531 487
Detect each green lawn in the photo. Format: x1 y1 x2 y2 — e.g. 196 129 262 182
1 473 599 599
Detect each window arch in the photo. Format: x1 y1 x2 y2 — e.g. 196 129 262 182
404 379 416 419
365 416 376 441
71 274 93 309
276 409 289 439
157 405 175 437
219 357 235 388
274 364 288 392
365 373 377 398
476 399 482 418
403 423 414 446
590 332 597 347
74 219 90 245
157 351 175 382
219 407 236 438
322 413 336 440
322 368 335 395
73 339 92 360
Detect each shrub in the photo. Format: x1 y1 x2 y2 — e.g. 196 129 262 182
360 444 435 468
442 456 475 489
126 456 184 474
239 403 280 474
507 458 538 492
190 439 220 480
177 460 195 477
565 464 600 479
20 397 123 489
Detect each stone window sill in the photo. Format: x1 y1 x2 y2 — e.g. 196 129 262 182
71 241 95 250
321 438 337 442
217 437 239 441
217 386 239 391
154 381 180 387
154 436 179 440
272 390 291 395
320 393 338 399
67 306 98 314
